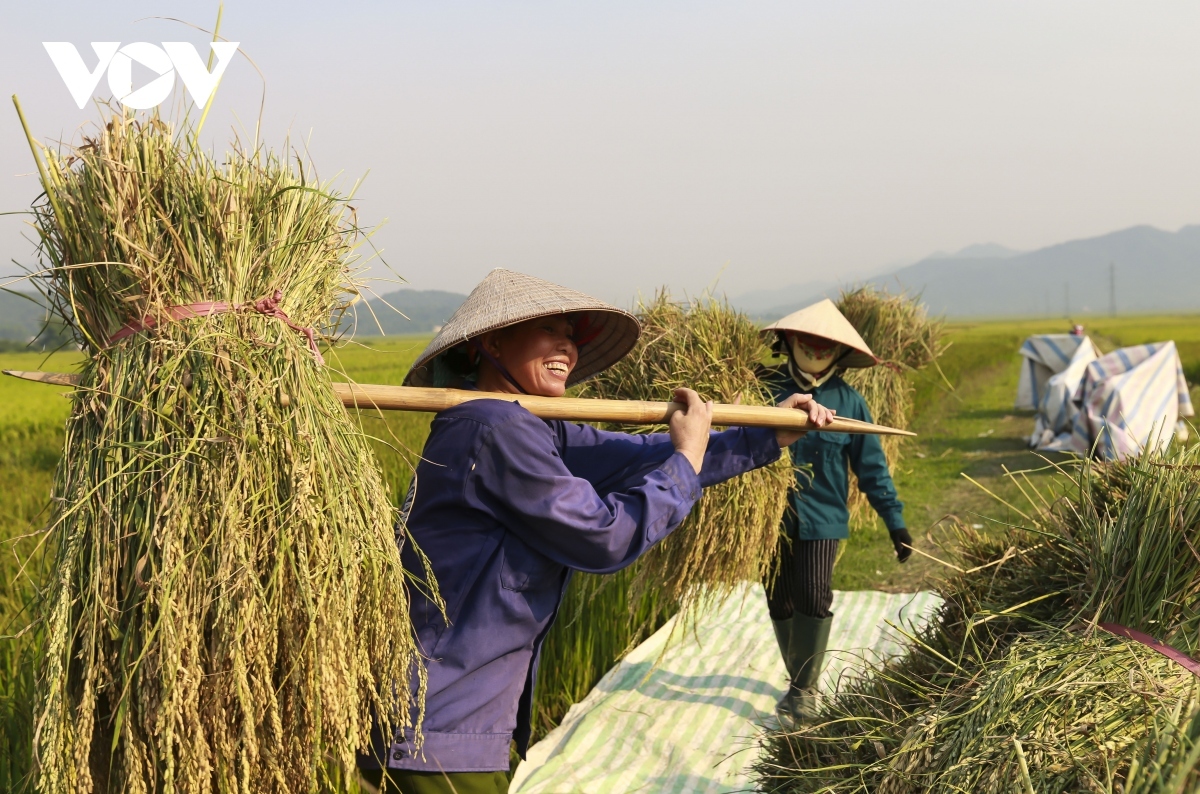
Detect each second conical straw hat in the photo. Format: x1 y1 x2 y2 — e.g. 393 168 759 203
405 268 640 387
762 298 879 369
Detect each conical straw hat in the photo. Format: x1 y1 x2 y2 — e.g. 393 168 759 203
405 268 640 387
762 298 878 369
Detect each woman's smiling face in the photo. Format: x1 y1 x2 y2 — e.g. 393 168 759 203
478 314 579 397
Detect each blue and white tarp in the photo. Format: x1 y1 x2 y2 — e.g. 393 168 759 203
1015 334 1101 450
1063 341 1194 460
510 586 942 794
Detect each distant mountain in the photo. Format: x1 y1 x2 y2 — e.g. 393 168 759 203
881 225 1200 317
0 290 73 350
729 278 842 316
348 289 467 335
0 290 47 341
738 225 1200 321
926 242 1023 260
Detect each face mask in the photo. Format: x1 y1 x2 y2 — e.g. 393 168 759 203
788 335 844 375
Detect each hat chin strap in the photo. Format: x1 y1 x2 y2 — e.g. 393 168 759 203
470 339 530 395
787 355 840 391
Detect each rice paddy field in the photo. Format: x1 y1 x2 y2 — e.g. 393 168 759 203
1 314 1197 790
837 314 1200 591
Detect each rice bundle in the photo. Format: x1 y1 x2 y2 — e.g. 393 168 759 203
762 630 1200 794
755 439 1200 792
578 291 793 620
23 113 429 793
834 286 944 525
1124 704 1200 794
531 292 791 739
891 633 1198 793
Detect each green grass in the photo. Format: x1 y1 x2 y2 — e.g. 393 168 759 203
324 336 435 503
0 350 82 792
834 314 1200 591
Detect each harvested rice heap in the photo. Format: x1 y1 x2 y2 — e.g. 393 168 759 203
834 286 944 524
532 292 792 739
756 440 1200 792
26 114 428 794
579 291 793 622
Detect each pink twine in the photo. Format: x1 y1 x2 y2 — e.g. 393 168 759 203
1099 623 1200 679
106 290 325 365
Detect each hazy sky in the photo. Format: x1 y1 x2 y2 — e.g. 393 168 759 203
3 2 1200 304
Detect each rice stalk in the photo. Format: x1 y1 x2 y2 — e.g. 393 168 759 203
1123 701 1200 794
531 291 792 740
23 111 432 794
530 568 673 741
578 290 793 625
755 439 1200 792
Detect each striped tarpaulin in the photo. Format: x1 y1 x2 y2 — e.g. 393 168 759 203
1015 334 1095 411
1068 341 1194 460
1017 335 1101 450
511 585 942 794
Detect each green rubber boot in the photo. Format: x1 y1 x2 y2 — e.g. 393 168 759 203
777 613 833 727
771 619 796 680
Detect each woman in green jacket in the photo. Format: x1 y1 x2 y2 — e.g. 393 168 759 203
760 299 913 725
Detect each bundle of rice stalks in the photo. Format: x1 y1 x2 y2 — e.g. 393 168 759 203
761 631 1199 793
21 112 430 793
578 290 792 621
755 439 1200 792
531 292 791 739
1123 702 1200 794
834 286 944 526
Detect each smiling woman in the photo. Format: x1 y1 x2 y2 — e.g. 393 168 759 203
475 315 580 396
363 268 832 793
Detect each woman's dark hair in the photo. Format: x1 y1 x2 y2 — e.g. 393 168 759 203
431 343 479 387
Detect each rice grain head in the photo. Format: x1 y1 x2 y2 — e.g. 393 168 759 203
24 112 433 794
755 440 1200 793
578 290 792 630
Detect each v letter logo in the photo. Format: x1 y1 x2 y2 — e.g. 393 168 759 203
43 42 120 110
162 42 239 109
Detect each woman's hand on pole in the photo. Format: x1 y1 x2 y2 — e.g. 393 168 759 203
774 393 835 448
669 387 713 474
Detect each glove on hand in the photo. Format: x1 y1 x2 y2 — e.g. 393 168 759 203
889 528 913 563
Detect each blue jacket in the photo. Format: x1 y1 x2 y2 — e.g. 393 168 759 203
380 398 781 773
765 370 905 540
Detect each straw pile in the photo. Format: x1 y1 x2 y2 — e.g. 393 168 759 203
834 287 944 524
755 439 1200 792
532 292 791 739
578 291 792 621
23 114 429 793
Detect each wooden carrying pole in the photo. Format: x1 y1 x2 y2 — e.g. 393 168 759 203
4 371 915 437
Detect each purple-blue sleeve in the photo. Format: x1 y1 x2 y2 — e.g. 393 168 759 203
555 423 782 491
465 412 704 574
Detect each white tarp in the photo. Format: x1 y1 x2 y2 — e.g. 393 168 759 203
1064 341 1194 460
510 585 941 794
1016 334 1101 450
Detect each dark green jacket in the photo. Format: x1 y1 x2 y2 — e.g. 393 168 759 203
765 369 905 540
